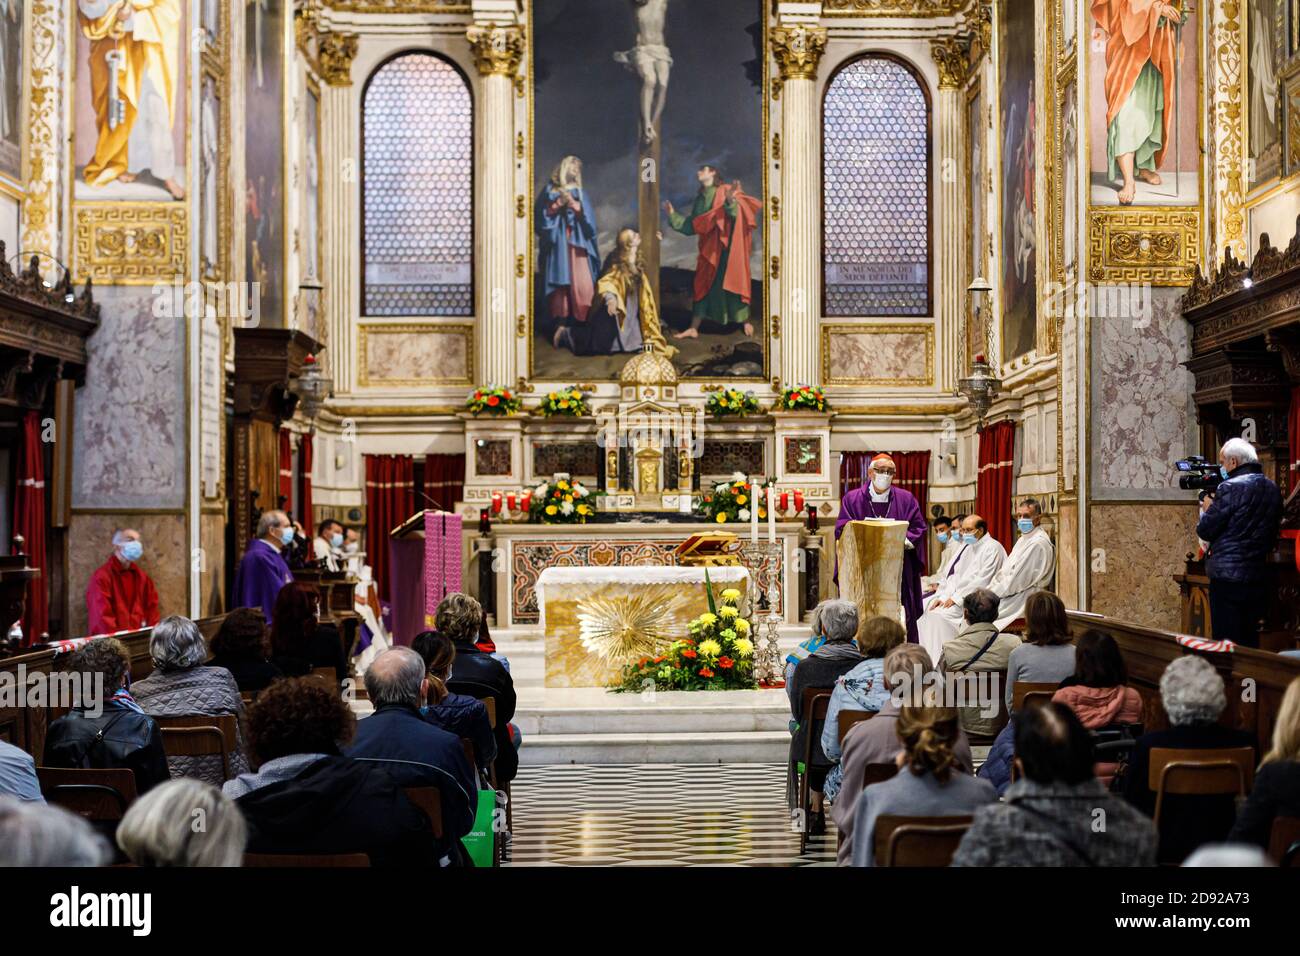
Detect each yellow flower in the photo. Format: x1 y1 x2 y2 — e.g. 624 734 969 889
559 399 570 408
735 494 747 505
577 504 591 515
698 613 718 626
570 390 581 400
698 639 722 658
733 636 754 657
735 618 751 635
545 505 557 515
716 512 727 523
557 480 569 490
548 392 558 401
719 397 729 407
719 605 738 619
721 588 742 602
564 494 573 502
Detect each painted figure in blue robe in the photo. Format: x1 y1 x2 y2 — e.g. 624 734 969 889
834 453 928 643
536 155 602 354
234 509 295 625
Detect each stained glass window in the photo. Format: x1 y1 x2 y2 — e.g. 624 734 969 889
823 56 930 316
362 53 473 316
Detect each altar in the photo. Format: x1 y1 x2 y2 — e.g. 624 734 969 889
536 565 751 687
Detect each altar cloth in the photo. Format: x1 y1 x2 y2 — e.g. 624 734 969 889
537 565 751 687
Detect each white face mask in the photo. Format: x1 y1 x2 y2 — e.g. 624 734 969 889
871 473 893 493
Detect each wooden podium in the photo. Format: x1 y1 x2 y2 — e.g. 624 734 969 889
836 519 908 638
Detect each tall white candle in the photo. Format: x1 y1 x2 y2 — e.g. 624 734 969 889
750 489 759 543
766 486 776 543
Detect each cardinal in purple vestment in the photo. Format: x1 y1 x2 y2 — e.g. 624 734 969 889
234 512 296 625
834 453 928 642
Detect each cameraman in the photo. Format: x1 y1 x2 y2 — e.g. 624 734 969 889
1195 438 1283 647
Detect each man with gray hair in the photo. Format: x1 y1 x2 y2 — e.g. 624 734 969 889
1196 438 1282 647
346 647 478 864
86 527 160 635
233 509 296 625
0 796 111 866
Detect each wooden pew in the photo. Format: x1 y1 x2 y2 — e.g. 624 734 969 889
1066 611 1300 756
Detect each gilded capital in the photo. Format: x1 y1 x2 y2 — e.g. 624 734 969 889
319 32 359 86
970 1 992 63
467 24 526 77
930 36 967 90
771 24 827 81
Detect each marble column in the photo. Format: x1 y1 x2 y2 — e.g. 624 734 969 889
318 33 359 389
931 38 966 391
468 24 525 389
772 24 826 390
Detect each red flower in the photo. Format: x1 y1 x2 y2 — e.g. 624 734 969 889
698 667 715 678
487 395 500 406
503 390 513 399
681 649 697 659
674 663 682 669
718 656 734 669
639 658 649 667
653 656 665 663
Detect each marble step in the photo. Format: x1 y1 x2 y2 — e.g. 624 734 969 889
518 730 791 766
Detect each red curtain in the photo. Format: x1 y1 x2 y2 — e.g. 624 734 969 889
13 411 47 645
425 453 466 510
975 420 1017 551
1288 386 1300 493
299 433 314 530
365 455 415 605
278 430 293 514
840 449 932 520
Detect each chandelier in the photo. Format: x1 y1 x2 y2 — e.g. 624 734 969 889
957 277 1000 426
293 353 333 421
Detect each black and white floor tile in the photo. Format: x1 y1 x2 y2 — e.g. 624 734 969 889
505 763 837 866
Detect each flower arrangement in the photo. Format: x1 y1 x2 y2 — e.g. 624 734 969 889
696 471 769 525
465 384 522 416
776 383 829 412
613 582 757 692
528 473 600 523
705 387 761 418
539 386 590 417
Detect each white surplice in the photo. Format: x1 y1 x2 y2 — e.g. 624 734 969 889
989 526 1056 629
917 533 1008 664
922 537 962 593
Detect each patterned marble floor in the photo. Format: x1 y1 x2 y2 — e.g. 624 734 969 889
505 763 837 866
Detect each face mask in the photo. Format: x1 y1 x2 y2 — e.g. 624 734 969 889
419 705 431 717
872 474 893 492
936 531 949 544
963 532 978 544
1220 465 1230 480
280 527 296 546
1017 518 1035 534
120 540 143 562
330 533 344 549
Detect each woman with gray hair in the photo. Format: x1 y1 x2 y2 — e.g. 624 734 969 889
786 599 864 836
0 796 111 866
132 615 251 786
1123 653 1256 864
117 778 247 866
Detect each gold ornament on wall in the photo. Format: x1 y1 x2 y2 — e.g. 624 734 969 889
467 24 526 78
930 36 967 89
770 25 827 81
74 204 188 284
1212 1 1244 258
1087 209 1200 285
318 32 359 86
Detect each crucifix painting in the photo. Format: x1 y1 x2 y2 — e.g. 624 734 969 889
533 0 765 381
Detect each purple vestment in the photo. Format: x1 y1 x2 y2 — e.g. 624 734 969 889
834 485 928 643
233 538 294 625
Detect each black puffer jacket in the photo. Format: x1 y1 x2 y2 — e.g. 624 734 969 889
448 640 518 783
1196 462 1283 583
43 705 171 794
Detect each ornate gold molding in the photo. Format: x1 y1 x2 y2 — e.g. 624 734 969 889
327 0 468 10
1086 208 1200 286
467 24 526 78
73 204 188 285
1212 0 1245 258
930 36 967 89
770 25 827 81
822 0 966 14
319 32 360 86
20 0 60 265
968 1 992 63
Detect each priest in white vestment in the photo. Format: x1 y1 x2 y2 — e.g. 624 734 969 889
988 497 1056 630
921 515 961 596
917 514 1007 663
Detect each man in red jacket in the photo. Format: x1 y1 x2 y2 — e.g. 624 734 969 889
86 529 160 635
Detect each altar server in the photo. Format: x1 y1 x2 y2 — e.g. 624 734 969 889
921 515 961 596
917 514 1007 663
835 453 928 641
233 510 296 625
988 498 1056 630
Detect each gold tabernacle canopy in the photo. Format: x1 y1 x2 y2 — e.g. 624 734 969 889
675 532 742 567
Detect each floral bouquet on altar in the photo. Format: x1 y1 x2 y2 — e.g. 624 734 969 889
696 472 770 525
776 383 829 412
528 473 600 524
538 386 590 417
613 583 757 692
465 384 522 416
705 386 761 418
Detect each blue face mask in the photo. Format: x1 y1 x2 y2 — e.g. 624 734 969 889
280 526 296 546
330 533 344 549
120 540 143 562
963 532 978 544
419 705 431 717
1017 518 1035 534
1220 465 1230 480
936 531 949 543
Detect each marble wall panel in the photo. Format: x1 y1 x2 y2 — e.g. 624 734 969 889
822 325 932 386
358 325 472 386
1057 501 1078 609
1089 502 1199 629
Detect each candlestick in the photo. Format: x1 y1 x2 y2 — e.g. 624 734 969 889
479 509 491 534
491 492 502 515
750 492 759 543
778 490 789 513
766 486 776 543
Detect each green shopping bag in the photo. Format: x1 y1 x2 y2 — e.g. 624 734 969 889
462 787 501 868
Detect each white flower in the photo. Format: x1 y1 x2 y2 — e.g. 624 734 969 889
560 500 575 516
715 482 729 493
738 508 751 520
731 471 746 482
534 483 548 497
576 485 588 498
555 472 571 481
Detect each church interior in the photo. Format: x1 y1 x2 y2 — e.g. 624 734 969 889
2 0 1300 886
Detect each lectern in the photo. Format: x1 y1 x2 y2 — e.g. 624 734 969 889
836 519 908 639
388 511 463 646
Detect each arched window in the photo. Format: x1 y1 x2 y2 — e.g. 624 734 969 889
822 55 930 316
362 52 473 316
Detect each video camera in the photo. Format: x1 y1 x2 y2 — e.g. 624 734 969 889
1175 455 1222 491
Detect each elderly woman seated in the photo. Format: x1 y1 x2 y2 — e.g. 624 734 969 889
131 615 250 785
0 796 112 866
786 599 864 837
117 778 247 866
1123 655 1255 864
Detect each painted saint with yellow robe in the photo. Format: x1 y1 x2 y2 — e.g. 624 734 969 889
595 228 678 359
78 0 185 199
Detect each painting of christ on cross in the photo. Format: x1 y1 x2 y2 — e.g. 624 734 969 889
532 0 765 381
